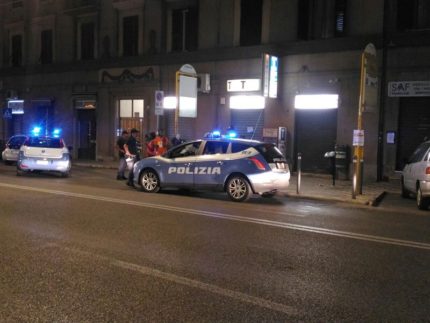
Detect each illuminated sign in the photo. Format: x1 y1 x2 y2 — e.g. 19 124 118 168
229 95 265 109
227 79 261 92
263 54 279 98
8 100 24 114
294 94 339 110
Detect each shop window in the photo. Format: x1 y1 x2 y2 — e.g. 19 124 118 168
81 22 95 60
171 7 198 52
240 0 262 46
397 0 430 31
11 34 23 67
123 15 138 56
40 29 53 64
119 99 144 118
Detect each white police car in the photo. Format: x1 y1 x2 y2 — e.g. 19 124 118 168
16 128 71 177
132 136 290 202
2 134 27 165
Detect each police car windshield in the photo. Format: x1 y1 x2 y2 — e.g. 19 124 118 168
255 143 285 162
26 137 64 148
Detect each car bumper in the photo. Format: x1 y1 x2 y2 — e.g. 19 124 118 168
419 180 430 197
18 158 71 172
248 171 290 193
2 151 19 161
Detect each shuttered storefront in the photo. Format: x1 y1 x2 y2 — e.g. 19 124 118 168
295 109 337 172
230 109 264 141
396 97 430 170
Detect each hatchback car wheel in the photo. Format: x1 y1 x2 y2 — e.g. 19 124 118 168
417 185 429 210
140 170 160 193
226 176 251 202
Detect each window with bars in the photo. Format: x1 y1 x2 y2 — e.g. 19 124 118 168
397 0 430 31
240 0 263 46
171 6 198 52
81 22 95 60
41 29 53 64
11 34 23 67
123 15 139 56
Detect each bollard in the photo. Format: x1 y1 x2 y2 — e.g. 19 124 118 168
352 155 357 199
297 153 302 195
359 159 364 195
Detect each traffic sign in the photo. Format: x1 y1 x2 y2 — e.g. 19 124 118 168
155 90 164 116
3 108 12 119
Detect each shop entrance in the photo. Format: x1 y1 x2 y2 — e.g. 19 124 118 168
396 97 430 170
294 109 337 172
77 109 96 159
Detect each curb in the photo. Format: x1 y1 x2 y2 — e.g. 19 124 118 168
283 192 379 207
73 163 117 170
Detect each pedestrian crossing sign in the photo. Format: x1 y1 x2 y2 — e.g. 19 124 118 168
3 108 12 119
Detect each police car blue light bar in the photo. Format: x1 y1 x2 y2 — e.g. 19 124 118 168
31 127 42 136
226 130 237 138
52 128 61 137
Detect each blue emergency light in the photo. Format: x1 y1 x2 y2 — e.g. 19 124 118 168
31 127 42 136
52 128 61 137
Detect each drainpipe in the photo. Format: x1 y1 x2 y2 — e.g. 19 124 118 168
377 0 389 181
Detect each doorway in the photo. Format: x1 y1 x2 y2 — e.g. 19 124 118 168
77 109 96 159
294 109 337 172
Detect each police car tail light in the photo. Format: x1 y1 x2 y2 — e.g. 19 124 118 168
249 157 266 170
426 167 430 175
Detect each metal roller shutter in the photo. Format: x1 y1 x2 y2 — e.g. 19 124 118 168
396 97 430 170
230 109 264 141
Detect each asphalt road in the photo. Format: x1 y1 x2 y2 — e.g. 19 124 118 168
0 164 429 322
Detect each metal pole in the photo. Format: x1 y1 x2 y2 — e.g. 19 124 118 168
297 153 302 195
174 71 180 136
352 155 357 199
360 158 364 195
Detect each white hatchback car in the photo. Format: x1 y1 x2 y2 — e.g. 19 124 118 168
16 136 71 177
2 135 27 165
401 141 430 210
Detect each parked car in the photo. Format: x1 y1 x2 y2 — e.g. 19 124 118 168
16 136 71 177
132 136 290 202
2 135 28 165
401 140 430 210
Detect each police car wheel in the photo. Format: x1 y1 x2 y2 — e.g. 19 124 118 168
140 170 160 193
227 176 251 202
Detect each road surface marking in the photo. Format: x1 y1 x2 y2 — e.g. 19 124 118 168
45 243 297 316
2 182 430 251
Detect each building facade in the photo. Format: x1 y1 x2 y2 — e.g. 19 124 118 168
1 0 430 181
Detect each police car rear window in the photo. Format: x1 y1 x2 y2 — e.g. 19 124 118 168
255 144 285 163
26 137 64 148
231 142 252 153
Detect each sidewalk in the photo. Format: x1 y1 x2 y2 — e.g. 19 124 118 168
285 173 400 206
73 160 400 206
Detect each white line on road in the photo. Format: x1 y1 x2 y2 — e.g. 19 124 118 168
2 182 430 251
45 243 298 316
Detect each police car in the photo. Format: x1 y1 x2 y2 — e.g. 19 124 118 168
16 128 71 177
132 134 290 202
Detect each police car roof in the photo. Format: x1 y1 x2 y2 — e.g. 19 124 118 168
204 137 262 146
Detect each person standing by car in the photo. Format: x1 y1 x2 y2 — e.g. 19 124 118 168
115 130 129 180
149 131 170 156
124 128 141 187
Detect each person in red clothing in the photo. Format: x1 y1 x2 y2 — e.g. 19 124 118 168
149 131 170 156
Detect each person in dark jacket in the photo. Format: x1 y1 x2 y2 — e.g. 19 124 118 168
116 130 129 180
124 128 141 187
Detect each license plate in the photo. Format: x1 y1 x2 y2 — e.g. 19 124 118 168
36 160 49 165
